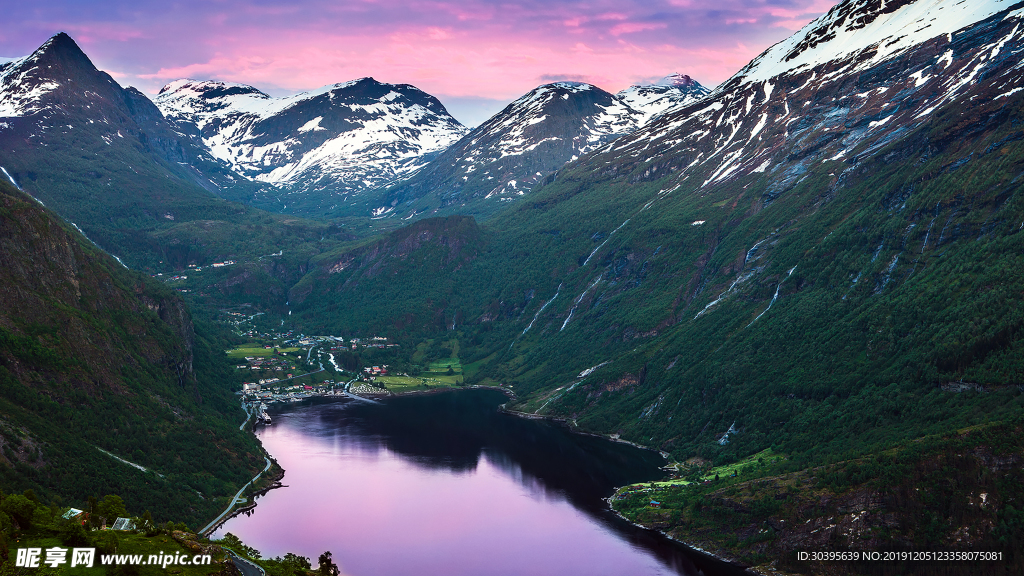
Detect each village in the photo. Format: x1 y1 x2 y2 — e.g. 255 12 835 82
212 305 473 427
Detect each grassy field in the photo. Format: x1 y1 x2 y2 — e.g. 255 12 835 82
619 449 787 491
426 358 462 373
411 341 428 364
697 448 785 481
226 346 300 359
375 375 460 392
461 353 495 379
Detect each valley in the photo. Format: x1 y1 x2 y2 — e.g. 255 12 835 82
1 0 1024 573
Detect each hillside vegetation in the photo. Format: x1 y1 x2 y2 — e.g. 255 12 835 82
0 179 264 526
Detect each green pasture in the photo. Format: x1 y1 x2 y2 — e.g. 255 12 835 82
376 375 460 392
226 346 300 358
426 358 462 374
619 449 786 492
699 448 784 481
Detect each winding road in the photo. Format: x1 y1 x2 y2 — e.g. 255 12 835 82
224 549 265 576
200 456 273 536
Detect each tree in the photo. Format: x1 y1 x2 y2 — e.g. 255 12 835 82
58 516 89 547
96 495 127 525
318 551 339 576
221 533 261 559
282 552 311 574
140 510 159 536
2 495 37 530
88 496 100 528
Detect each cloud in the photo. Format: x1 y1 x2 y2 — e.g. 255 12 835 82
537 73 596 83
609 22 667 36
1 0 833 103
427 27 452 40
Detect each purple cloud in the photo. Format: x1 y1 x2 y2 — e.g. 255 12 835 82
0 0 835 113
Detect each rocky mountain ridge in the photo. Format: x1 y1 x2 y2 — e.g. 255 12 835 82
616 74 710 125
155 77 469 216
376 78 709 220
0 33 353 274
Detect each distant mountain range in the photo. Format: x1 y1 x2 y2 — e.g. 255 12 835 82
0 33 351 275
153 73 708 219
376 78 709 220
0 33 710 222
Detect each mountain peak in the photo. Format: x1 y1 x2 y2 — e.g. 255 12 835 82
31 32 94 70
39 32 78 52
154 73 468 209
538 81 596 92
654 73 699 88
158 78 270 99
0 32 106 117
615 74 709 124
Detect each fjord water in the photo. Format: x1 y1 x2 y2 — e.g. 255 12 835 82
214 390 727 576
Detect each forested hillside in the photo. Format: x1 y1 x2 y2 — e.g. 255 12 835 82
0 178 263 526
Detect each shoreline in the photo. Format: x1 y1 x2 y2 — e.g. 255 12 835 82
498 405 664 456
202 459 287 537
499 404 754 574
200 456 273 536
344 383 516 400
240 387 751 573
603 495 758 575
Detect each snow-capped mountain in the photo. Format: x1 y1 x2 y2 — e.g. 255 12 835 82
616 74 710 124
0 33 248 255
155 78 469 215
595 0 1023 201
378 80 704 219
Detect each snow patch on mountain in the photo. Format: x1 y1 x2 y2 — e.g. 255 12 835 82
617 74 710 123
604 0 1024 202
0 52 59 117
380 75 712 217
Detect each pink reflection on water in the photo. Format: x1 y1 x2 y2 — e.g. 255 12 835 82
213 406 675 576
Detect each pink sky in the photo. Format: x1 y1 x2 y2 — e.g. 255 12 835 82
2 0 836 124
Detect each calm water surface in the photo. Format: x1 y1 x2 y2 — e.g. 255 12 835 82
214 390 735 576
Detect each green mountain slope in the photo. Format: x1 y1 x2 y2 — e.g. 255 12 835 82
0 178 263 526
290 215 486 335
289 3 1024 464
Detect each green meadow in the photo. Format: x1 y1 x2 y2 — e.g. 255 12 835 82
226 346 300 359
